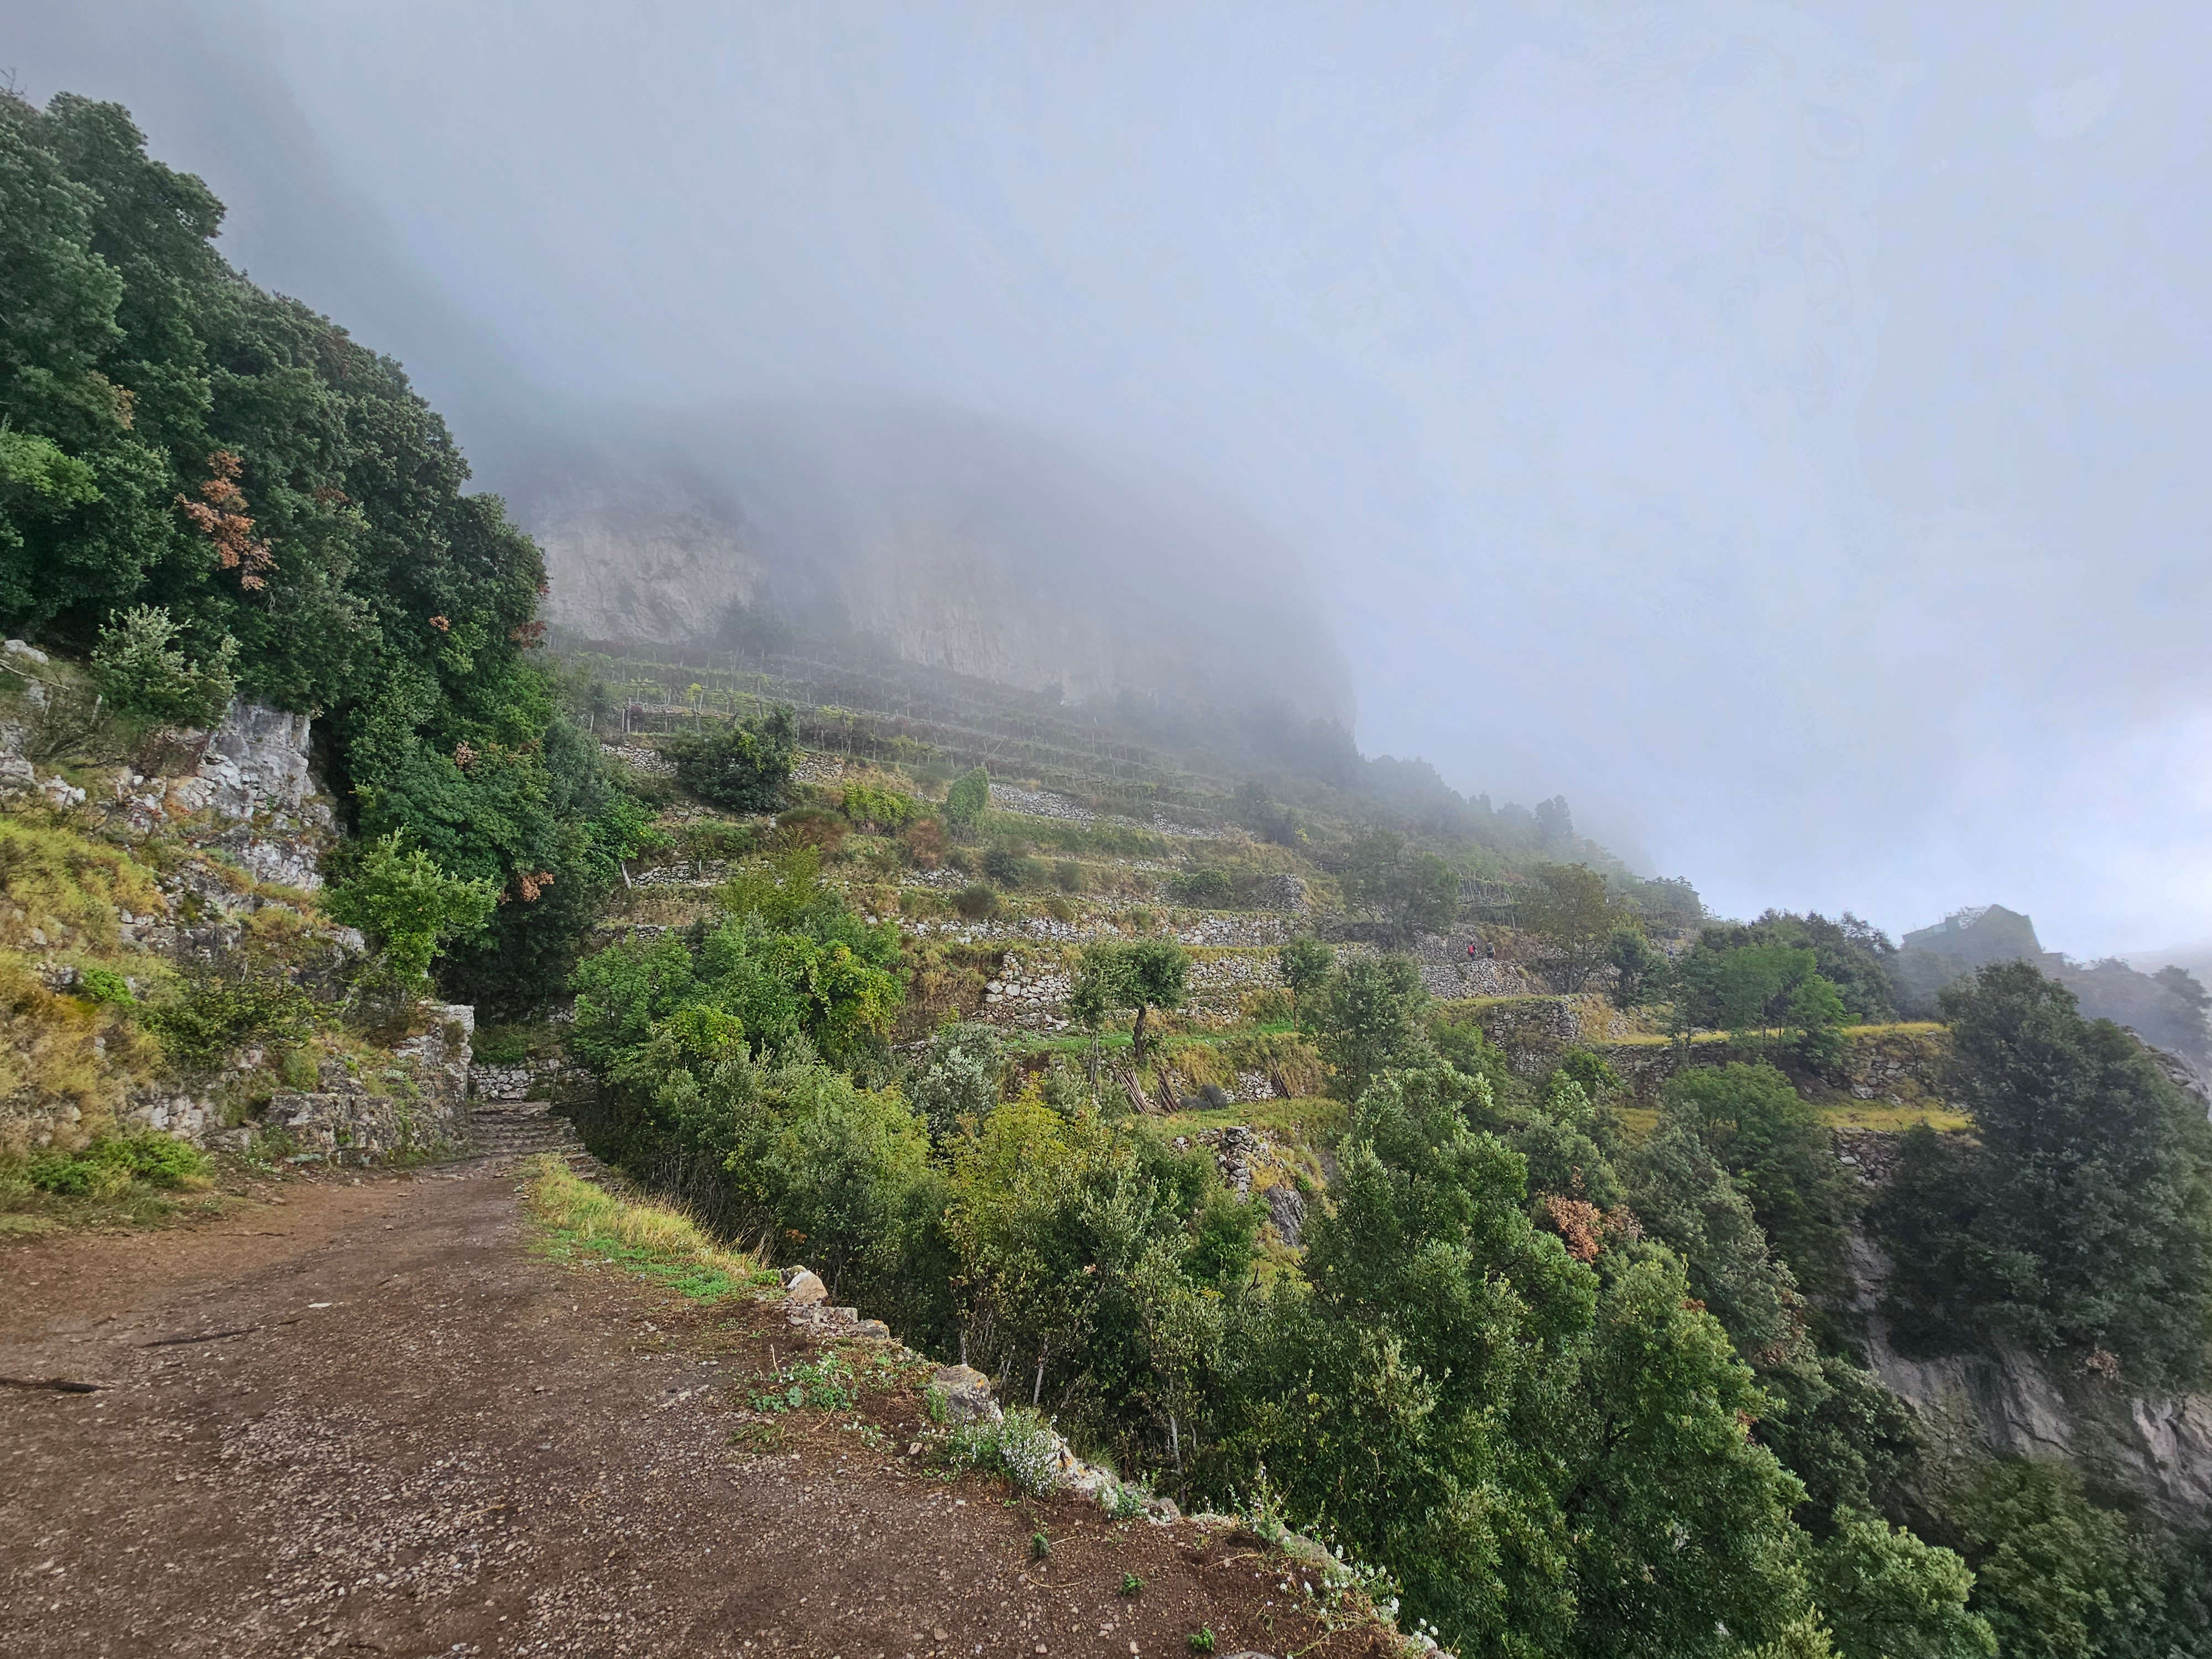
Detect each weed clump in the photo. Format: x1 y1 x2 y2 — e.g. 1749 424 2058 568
943 1405 1062 1496
23 1131 212 1198
952 883 1001 920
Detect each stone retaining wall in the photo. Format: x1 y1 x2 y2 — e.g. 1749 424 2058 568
469 1056 602 1108
251 1005 476 1164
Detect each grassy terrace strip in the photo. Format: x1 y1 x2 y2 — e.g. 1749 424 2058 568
523 1156 779 1302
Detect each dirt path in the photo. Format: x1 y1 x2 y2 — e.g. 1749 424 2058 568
1 1163 1367 1659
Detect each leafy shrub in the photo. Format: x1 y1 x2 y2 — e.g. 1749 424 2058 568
142 970 317 1072
1302 954 1429 1097
945 765 990 833
1811 1507 1993 1659
324 831 500 994
1279 936 1335 998
1171 868 1234 906
1663 1062 1856 1308
982 843 1037 887
90 604 238 728
27 1131 212 1197
750 1352 858 1414
906 1021 1008 1142
953 883 1001 920
945 1405 1063 1497
667 705 796 812
74 965 134 1005
841 783 922 831
1051 859 1084 893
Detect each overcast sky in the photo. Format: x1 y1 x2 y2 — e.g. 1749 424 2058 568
15 1 2212 957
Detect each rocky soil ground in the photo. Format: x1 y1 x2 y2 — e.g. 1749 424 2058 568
1 1161 1382 1659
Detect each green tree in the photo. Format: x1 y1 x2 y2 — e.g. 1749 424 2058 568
1519 863 1631 990
1875 962 2212 1384
1302 953 1429 1098
1558 1246 1815 1659
1339 828 1459 943
1949 1459 2163 1659
88 602 236 726
1662 1064 1856 1308
907 1020 1008 1144
945 765 990 833
1277 935 1335 1000
323 831 499 996
1 90 636 1014
667 705 795 813
1070 939 1190 1065
1604 924 1668 1010
1812 1508 1994 1659
1621 1119 1807 1369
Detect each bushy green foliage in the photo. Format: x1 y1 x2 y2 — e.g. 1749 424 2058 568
1277 935 1335 1000
1812 1508 1994 1659
323 831 500 994
1695 912 1900 1024
1944 1459 2209 1659
1672 940 1849 1066
1301 953 1428 1098
1170 867 1234 906
1604 925 1667 1009
1220 1062 1814 1656
942 1405 1067 1497
89 603 236 726
905 1020 1007 1143
952 882 1001 919
1871 962 2212 1385
0 90 638 1013
945 765 990 832
838 782 922 831
74 964 133 1005
565 880 1998 1659
26 1130 212 1197
667 705 796 813
142 968 316 1073
570 848 902 1078
1519 862 1634 990
1338 828 1458 943
1070 939 1189 1063
982 842 1039 887
1661 1063 1856 1309
1623 1119 1807 1368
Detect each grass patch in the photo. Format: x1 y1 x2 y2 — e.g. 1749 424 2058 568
1615 1100 1970 1140
1158 1095 1346 1145
1817 1099 1972 1133
523 1155 778 1302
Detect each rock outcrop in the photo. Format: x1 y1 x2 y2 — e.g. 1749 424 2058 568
1853 1231 2212 1518
254 1006 476 1164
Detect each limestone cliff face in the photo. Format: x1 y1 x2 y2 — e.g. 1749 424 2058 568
534 489 766 648
1852 1231 2212 1517
521 404 1354 725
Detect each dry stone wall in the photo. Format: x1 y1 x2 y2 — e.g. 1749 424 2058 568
252 1006 476 1164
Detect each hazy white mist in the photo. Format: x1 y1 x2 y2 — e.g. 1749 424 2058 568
14 1 2211 956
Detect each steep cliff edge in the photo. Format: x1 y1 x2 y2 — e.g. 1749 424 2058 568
524 403 1355 726
1852 1219 2212 1518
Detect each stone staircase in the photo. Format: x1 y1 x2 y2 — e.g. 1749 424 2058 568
466 1100 596 1170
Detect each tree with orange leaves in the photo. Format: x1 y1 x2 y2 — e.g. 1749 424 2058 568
174 449 274 589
